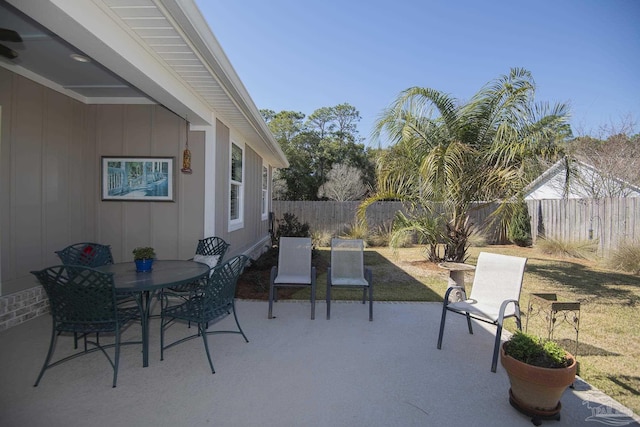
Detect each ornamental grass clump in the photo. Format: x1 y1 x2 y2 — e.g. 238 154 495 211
606 241 640 274
504 331 571 369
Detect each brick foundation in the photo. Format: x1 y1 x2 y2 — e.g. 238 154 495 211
0 286 49 331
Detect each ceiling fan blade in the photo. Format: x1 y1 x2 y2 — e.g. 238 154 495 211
0 28 22 43
0 44 19 59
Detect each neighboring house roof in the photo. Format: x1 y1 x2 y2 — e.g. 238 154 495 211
0 0 288 168
524 158 640 200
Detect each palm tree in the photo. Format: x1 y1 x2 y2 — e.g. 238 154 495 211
360 68 571 262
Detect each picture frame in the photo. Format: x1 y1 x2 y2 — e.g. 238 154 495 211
101 156 175 201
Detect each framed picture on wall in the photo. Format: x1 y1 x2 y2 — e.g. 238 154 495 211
101 156 175 201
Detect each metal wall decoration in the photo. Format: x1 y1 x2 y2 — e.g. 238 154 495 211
181 121 193 174
102 156 175 201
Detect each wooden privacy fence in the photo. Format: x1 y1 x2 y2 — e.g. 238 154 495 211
274 198 640 255
272 201 502 242
527 197 640 255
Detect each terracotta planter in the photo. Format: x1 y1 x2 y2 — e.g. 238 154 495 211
500 343 577 420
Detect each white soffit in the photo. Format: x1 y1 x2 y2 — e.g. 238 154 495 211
101 0 287 166
4 0 287 167
103 0 232 118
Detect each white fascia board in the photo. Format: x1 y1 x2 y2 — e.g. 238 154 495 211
10 0 212 125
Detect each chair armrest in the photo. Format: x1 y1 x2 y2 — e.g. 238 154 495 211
443 286 465 305
497 299 520 324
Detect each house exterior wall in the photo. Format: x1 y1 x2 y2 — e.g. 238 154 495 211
0 69 96 296
525 163 640 200
213 119 272 260
92 103 206 262
0 69 209 328
0 68 276 330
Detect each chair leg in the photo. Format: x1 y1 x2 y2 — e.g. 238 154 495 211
268 284 275 319
34 326 57 387
491 324 503 373
268 267 276 319
232 303 249 343
160 315 166 361
113 330 121 387
437 305 448 350
466 313 474 334
310 270 316 320
200 323 215 374
326 268 332 320
367 269 373 321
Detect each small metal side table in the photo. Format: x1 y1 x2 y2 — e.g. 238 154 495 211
525 293 581 356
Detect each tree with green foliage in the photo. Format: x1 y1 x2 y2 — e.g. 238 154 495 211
262 104 376 200
360 68 571 262
508 198 532 247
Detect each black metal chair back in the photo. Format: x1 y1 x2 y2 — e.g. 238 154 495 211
200 254 247 312
160 255 249 373
195 236 230 259
55 242 114 267
31 265 139 387
36 265 117 331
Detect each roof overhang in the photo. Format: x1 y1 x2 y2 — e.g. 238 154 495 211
1 0 288 167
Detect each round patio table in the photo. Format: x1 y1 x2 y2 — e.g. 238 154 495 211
98 260 210 367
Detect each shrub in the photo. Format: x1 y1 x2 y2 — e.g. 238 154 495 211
341 220 369 241
467 229 489 247
504 331 571 368
275 212 310 244
367 222 400 247
606 241 640 274
535 237 598 259
312 229 333 247
132 246 155 260
507 199 532 247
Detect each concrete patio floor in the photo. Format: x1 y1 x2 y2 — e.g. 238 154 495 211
1 300 638 427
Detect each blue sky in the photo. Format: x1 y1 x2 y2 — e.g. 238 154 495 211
195 0 640 146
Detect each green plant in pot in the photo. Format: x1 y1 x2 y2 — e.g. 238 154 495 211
500 330 577 425
133 247 156 272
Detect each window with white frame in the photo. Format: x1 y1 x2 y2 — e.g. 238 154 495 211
261 164 269 220
229 141 244 230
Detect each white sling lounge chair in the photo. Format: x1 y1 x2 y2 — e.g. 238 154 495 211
326 238 373 321
437 252 527 372
268 237 316 319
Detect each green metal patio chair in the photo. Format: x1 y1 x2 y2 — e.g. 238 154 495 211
31 265 141 387
160 255 249 374
56 241 135 311
55 242 114 267
162 236 230 302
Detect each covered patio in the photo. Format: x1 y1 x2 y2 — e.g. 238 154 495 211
1 300 636 427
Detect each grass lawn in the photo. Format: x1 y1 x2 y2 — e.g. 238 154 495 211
238 243 640 415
